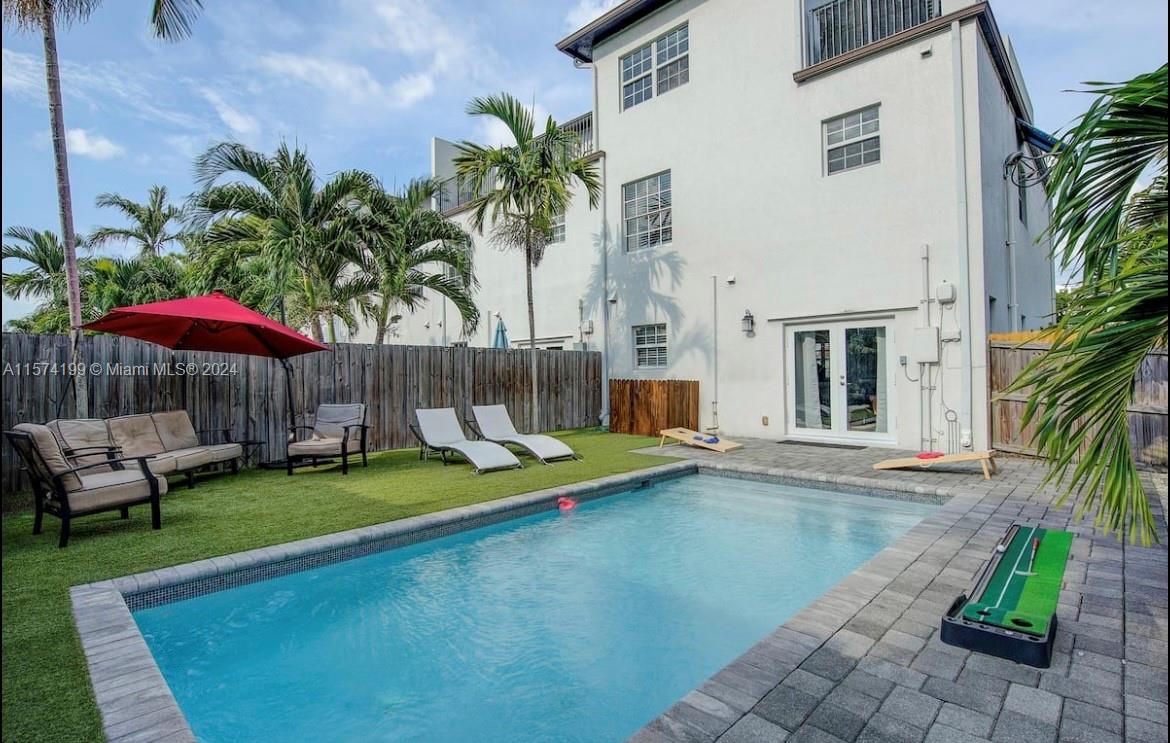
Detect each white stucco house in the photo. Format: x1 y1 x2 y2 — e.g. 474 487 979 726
351 0 1057 454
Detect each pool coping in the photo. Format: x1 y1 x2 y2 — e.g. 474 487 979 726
70 460 958 743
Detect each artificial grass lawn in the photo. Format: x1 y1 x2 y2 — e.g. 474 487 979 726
2 430 670 743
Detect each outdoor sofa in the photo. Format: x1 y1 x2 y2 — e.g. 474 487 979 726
286 403 370 475
44 411 243 489
4 423 166 547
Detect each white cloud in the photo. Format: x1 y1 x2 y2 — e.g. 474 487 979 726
200 88 260 139
565 0 623 30
66 128 125 159
1 48 43 96
256 52 436 109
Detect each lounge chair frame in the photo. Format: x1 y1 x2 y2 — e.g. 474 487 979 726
4 430 163 548
409 414 523 475
465 415 579 465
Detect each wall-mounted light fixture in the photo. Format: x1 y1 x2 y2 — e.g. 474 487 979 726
741 310 755 335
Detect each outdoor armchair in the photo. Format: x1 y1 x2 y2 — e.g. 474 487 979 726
286 403 369 475
5 423 166 548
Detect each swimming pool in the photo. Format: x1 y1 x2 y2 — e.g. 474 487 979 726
134 474 937 742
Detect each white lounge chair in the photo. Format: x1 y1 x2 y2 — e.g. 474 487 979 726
411 408 522 474
471 405 578 464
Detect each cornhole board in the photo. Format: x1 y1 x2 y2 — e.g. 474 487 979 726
873 450 998 480
941 523 1073 668
658 428 743 453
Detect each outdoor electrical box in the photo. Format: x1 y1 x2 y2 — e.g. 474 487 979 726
911 327 941 364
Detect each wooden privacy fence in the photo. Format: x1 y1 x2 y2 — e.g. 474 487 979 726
989 341 1167 467
1 332 602 493
608 379 699 436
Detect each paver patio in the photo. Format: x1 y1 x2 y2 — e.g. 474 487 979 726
631 439 1168 743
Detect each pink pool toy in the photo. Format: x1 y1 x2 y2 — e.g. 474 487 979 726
557 497 578 511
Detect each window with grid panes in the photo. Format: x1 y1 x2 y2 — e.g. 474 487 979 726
825 105 880 174
620 23 689 110
623 171 672 251
633 324 667 368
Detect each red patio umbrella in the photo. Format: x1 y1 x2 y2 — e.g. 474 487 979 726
84 290 330 460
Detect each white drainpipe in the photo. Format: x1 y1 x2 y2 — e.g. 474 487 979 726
951 20 974 450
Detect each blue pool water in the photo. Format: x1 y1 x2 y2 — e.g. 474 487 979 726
134 474 937 742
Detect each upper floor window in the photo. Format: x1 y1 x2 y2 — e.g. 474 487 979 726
621 23 690 111
825 105 880 175
634 323 668 368
1018 180 1028 227
623 171 672 251
549 212 566 244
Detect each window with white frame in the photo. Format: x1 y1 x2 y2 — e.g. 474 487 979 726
549 212 566 243
623 171 672 251
825 105 880 175
621 23 689 110
633 324 668 368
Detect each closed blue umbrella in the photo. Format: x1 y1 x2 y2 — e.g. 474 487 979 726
492 317 509 349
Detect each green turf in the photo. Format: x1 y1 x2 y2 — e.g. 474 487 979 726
961 525 1073 636
1 430 671 743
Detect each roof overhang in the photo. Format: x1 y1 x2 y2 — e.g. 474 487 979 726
556 0 678 63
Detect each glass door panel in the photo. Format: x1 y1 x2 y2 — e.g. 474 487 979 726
845 326 888 433
793 329 832 431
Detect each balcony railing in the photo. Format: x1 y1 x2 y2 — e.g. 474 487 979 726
436 112 594 213
806 0 940 67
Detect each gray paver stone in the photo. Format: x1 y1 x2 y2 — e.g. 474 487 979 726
717 713 790 743
1004 683 1063 726
991 709 1057 743
880 686 943 730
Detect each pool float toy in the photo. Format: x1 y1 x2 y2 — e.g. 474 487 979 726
557 497 577 511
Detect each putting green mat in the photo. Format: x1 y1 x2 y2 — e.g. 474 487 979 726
961 525 1073 637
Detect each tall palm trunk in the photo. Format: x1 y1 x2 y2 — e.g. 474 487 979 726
40 0 88 414
524 244 538 431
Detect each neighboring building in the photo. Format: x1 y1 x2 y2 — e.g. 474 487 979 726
352 0 1056 453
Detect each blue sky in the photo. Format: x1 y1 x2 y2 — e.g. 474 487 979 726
3 0 1167 320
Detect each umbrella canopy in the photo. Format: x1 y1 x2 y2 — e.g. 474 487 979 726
83 290 329 359
492 317 509 349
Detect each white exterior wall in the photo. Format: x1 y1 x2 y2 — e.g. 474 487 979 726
359 0 1054 450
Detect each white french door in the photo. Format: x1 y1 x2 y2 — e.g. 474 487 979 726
785 320 896 444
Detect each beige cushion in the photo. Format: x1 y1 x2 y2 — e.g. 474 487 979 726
152 411 200 451
164 447 213 471
70 469 169 512
48 418 116 472
203 443 243 463
108 414 166 458
288 437 362 457
13 423 81 491
312 404 366 439
143 453 178 475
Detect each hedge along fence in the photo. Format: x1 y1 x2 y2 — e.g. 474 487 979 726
989 340 1167 467
608 379 700 437
1 332 603 494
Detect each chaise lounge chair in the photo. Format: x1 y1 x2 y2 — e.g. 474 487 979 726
287 403 370 475
4 423 165 547
411 408 522 474
470 405 578 464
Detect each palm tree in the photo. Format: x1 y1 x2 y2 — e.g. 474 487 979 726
189 141 378 342
2 226 83 332
454 93 600 424
86 254 189 316
360 179 479 345
1009 65 1167 545
90 185 188 256
2 0 203 409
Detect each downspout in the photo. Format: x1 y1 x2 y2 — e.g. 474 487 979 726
1004 156 1020 332
711 275 719 431
951 20 974 449
579 57 611 428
